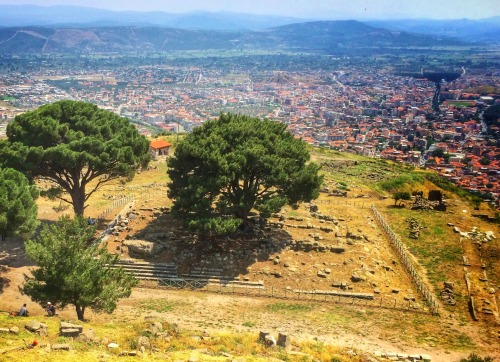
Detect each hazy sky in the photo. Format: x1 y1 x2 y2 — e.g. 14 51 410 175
0 0 498 20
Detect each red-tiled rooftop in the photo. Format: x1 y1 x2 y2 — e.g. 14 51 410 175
150 140 172 149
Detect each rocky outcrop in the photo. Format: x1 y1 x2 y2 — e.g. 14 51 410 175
123 239 165 258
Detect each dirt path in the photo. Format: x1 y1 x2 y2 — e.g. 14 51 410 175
0 260 476 362
120 286 475 362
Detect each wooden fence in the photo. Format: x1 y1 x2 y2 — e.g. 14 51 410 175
96 195 135 222
370 205 440 315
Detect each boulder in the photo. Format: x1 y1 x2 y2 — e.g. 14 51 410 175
123 239 165 258
25 320 42 332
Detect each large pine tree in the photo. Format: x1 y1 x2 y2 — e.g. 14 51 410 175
3 100 150 216
168 113 322 235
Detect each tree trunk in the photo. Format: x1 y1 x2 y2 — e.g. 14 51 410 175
70 187 86 217
75 303 85 321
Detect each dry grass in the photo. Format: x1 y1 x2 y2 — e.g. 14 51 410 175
3 146 499 361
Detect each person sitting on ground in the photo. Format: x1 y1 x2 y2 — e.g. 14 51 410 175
19 303 29 316
46 302 56 316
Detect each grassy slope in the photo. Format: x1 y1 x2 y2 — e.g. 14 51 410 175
3 146 498 361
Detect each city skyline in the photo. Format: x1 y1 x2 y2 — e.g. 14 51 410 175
0 0 498 20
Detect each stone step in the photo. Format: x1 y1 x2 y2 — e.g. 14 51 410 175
220 279 264 286
123 270 178 278
294 289 374 300
192 267 224 273
212 282 265 289
117 260 177 268
181 273 229 280
108 261 179 280
114 265 178 272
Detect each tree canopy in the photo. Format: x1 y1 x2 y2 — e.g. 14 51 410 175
2 100 150 216
393 191 411 205
0 167 39 241
22 216 137 320
167 113 322 235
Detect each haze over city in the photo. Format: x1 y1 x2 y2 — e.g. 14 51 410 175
0 0 498 20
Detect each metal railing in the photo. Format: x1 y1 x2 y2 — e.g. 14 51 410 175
153 277 430 314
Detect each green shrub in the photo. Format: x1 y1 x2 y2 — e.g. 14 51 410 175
459 353 493 362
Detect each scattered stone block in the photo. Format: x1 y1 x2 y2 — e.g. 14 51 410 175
259 331 270 342
52 343 71 351
149 322 163 335
351 271 366 282
264 334 276 346
420 354 432 362
79 328 96 342
60 322 83 333
60 328 80 338
317 271 327 278
277 333 290 348
60 321 83 337
138 336 151 349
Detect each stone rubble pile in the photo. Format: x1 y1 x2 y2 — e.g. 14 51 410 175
405 217 424 239
440 281 456 306
373 351 432 361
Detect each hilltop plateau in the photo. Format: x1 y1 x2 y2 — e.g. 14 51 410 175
0 147 499 361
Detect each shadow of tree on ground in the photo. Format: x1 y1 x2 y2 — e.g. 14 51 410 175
118 210 293 287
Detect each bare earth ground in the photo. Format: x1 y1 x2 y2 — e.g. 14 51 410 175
1 156 499 361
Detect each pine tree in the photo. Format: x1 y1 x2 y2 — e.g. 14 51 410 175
0 167 38 241
22 216 137 320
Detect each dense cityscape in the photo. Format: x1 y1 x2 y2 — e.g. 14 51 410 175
1 55 499 208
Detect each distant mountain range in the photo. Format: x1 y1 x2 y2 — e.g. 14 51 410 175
0 5 304 30
0 20 470 55
0 5 497 55
1 4 499 40
366 17 500 43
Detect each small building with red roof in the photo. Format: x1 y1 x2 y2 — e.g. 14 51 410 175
150 139 172 160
